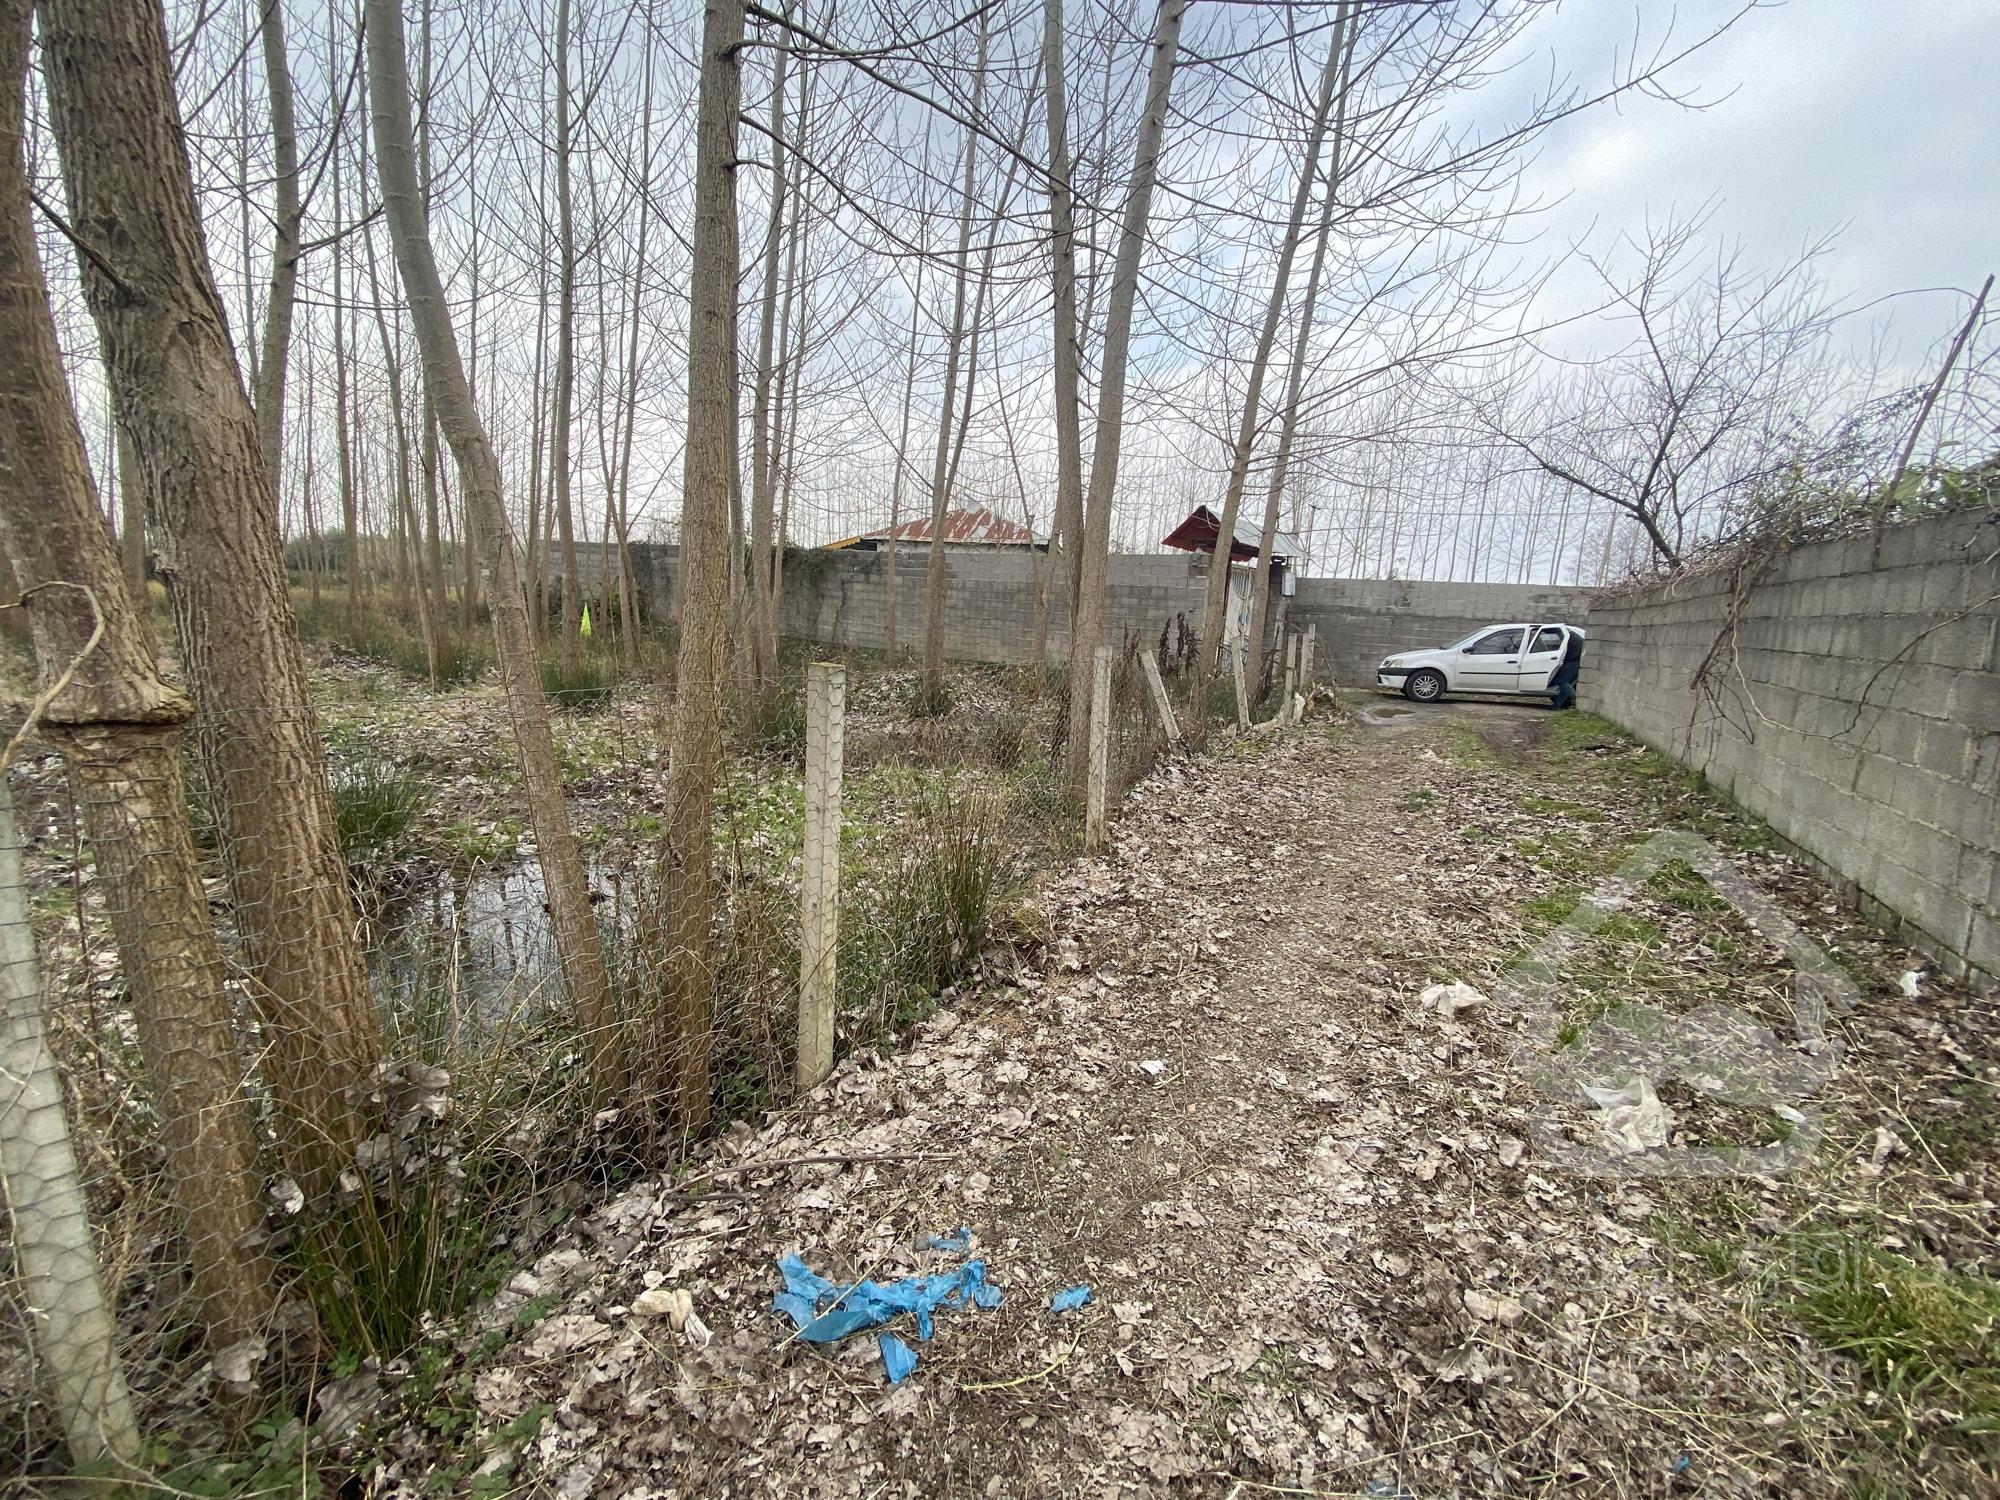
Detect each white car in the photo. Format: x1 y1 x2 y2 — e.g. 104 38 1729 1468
1375 622 1585 703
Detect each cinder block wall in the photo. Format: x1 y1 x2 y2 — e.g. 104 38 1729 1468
1288 578 1594 684
1581 512 1999 986
598 542 1590 678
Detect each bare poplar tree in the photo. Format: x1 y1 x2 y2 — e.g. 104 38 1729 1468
551 0 584 677
0 0 275 1368
1195 19 1349 682
363 0 622 1089
1032 0 1085 667
40 0 382 1196
253 0 302 493
919 11 988 705
1066 0 1187 790
1246 4 1355 681
652 0 744 1131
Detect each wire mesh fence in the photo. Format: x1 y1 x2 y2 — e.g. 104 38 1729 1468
0 591 1308 1470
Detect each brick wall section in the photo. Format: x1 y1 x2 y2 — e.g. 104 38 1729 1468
578 542 1592 680
1579 511 2000 987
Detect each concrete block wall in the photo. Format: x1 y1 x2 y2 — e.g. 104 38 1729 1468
1289 578 1595 684
588 542 1588 680
1580 511 1999 987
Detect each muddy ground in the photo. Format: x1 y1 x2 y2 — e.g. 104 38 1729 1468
356 696 1997 1498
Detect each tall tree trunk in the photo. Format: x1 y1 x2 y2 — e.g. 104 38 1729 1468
0 0 274 1365
41 0 382 1198
612 9 656 665
363 0 620 1090
1245 4 1353 690
921 12 988 700
883 247 925 658
653 0 743 1131
745 5 788 703
1033 0 1084 668
253 0 300 499
117 419 144 603
330 41 361 640
1197 25 1348 682
551 0 582 677
1066 0 1186 790
416 0 447 667
360 210 436 680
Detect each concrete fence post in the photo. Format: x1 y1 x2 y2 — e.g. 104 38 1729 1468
798 661 845 1091
1139 651 1180 745
1086 645 1111 851
1282 633 1299 724
1231 647 1249 731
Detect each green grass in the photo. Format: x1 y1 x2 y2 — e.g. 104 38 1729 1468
1790 1236 2000 1439
540 652 620 712
330 757 430 856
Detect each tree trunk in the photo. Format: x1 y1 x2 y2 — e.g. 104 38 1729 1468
921 13 988 700
1197 21 1348 684
253 0 300 502
117 419 144 603
363 0 620 1092
41 0 382 1199
551 0 582 678
1066 0 1186 791
652 0 743 1132
883 248 925 659
613 13 656 665
1246 5 1353 690
1033 0 1084 668
1 0 276 1374
745 7 788 703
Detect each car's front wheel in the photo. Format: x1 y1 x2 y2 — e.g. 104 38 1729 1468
1403 669 1446 703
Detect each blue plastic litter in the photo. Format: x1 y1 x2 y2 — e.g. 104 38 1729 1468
878 1332 918 1383
1049 1283 1093 1313
772 1245 1004 1382
926 1227 972 1253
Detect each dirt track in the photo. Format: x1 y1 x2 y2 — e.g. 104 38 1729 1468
407 699 1997 1498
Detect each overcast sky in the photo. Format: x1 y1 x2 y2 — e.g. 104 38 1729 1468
1509 0 1995 373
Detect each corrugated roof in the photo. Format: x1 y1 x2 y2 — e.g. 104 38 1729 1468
831 505 1036 548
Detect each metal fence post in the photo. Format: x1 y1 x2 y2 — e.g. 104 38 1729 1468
1139 650 1180 745
0 779 139 1465
798 661 845 1091
1086 645 1111 851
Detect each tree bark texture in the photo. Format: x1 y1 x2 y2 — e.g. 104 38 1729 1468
362 0 621 1092
39 0 382 1198
652 0 744 1132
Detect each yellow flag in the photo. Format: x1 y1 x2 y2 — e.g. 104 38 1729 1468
580 604 593 638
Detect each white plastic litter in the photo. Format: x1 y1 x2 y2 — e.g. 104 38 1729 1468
1899 970 1923 998
1582 1076 1672 1154
1418 981 1487 1018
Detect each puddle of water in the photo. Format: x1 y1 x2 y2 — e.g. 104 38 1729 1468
1359 703 1416 723
363 860 641 1025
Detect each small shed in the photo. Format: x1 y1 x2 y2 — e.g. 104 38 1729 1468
1161 504 1300 565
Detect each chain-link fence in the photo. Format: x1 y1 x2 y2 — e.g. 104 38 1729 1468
1 592 1302 1472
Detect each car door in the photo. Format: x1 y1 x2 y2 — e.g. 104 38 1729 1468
1517 625 1568 695
1453 625 1526 692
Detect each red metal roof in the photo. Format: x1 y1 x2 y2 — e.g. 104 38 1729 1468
1162 504 1297 563
856 505 1035 547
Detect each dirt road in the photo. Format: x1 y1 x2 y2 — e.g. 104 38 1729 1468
427 699 1997 1498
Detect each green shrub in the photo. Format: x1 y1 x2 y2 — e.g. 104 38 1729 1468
903 676 955 720
330 757 430 855
540 654 619 712
739 686 808 761
885 781 1009 995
